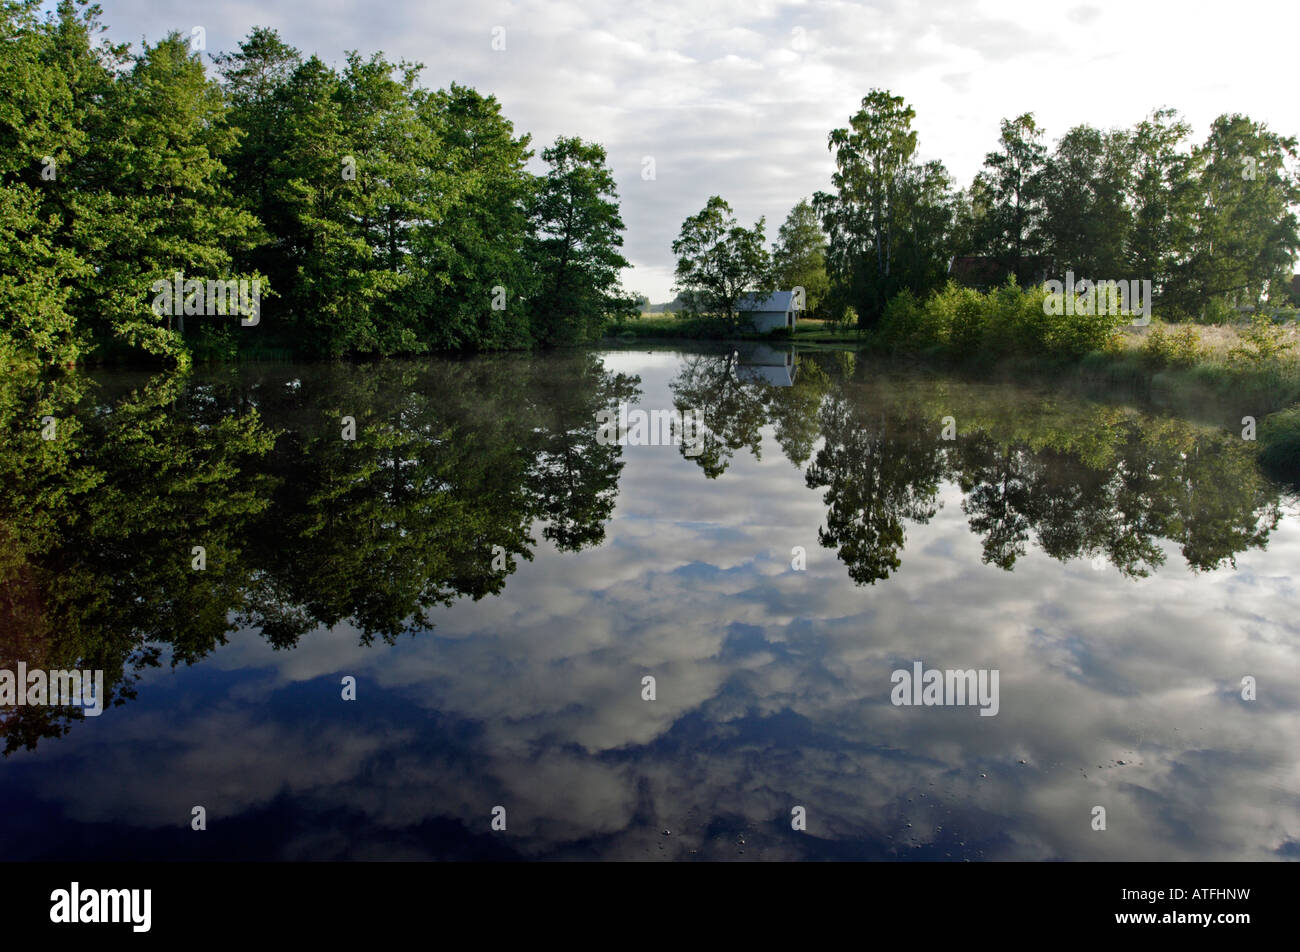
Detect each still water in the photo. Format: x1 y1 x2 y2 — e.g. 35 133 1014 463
1 346 1297 860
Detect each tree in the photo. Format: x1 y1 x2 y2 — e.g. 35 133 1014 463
72 30 259 360
1126 108 1198 312
1039 124 1133 278
770 199 829 318
671 196 771 331
814 90 954 327
970 113 1048 284
0 0 91 367
889 160 957 302
212 26 301 226
0 8 629 363
407 84 536 351
1179 114 1300 318
526 136 633 345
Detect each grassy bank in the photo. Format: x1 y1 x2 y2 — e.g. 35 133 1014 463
604 313 863 344
872 283 1300 488
604 288 1300 488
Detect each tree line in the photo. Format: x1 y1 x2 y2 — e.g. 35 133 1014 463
1 1 636 368
673 90 1300 330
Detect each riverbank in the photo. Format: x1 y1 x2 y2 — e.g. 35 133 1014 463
605 314 864 344
603 307 1300 488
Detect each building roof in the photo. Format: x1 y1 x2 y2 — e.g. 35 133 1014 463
736 290 798 313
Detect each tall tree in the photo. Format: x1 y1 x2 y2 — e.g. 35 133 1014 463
213 27 301 322
76 30 260 361
970 113 1048 284
814 90 953 327
0 0 93 367
1126 108 1198 312
1180 114 1300 318
1039 124 1133 278
213 26 301 225
890 160 957 301
407 84 535 351
526 136 633 345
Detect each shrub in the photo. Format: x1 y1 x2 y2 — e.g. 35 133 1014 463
1200 298 1238 325
878 280 1124 361
876 289 931 353
946 284 988 354
1140 323 1205 369
1228 313 1296 364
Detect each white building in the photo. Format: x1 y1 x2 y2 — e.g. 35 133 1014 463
736 290 800 333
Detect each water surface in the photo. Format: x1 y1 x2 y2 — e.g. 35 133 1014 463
2 346 1297 860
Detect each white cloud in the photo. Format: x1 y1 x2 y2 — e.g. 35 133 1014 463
96 0 1300 302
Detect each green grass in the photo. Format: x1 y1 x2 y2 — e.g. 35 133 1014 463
605 314 722 339
605 313 862 343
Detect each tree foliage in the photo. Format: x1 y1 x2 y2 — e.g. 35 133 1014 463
0 6 632 365
671 196 771 332
813 90 956 329
770 199 830 318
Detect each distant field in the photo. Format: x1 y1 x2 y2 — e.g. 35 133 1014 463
613 314 862 342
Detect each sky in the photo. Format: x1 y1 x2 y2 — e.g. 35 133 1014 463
87 0 1300 302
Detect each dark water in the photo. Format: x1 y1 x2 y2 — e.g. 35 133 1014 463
2 346 1297 861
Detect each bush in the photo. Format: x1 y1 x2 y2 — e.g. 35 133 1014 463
876 289 934 353
876 280 1125 362
1228 313 1296 364
1199 298 1239 325
1140 323 1205 369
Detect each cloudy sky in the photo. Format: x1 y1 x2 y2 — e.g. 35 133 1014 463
92 0 1300 301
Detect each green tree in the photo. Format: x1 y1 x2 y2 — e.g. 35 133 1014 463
813 90 953 327
1126 109 1198 312
1180 114 1300 318
0 0 100 368
213 27 302 345
253 54 391 356
890 159 957 302
770 199 829 318
970 113 1048 284
1040 124 1133 278
407 84 536 351
75 30 261 362
212 25 301 229
671 196 771 332
526 136 633 345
